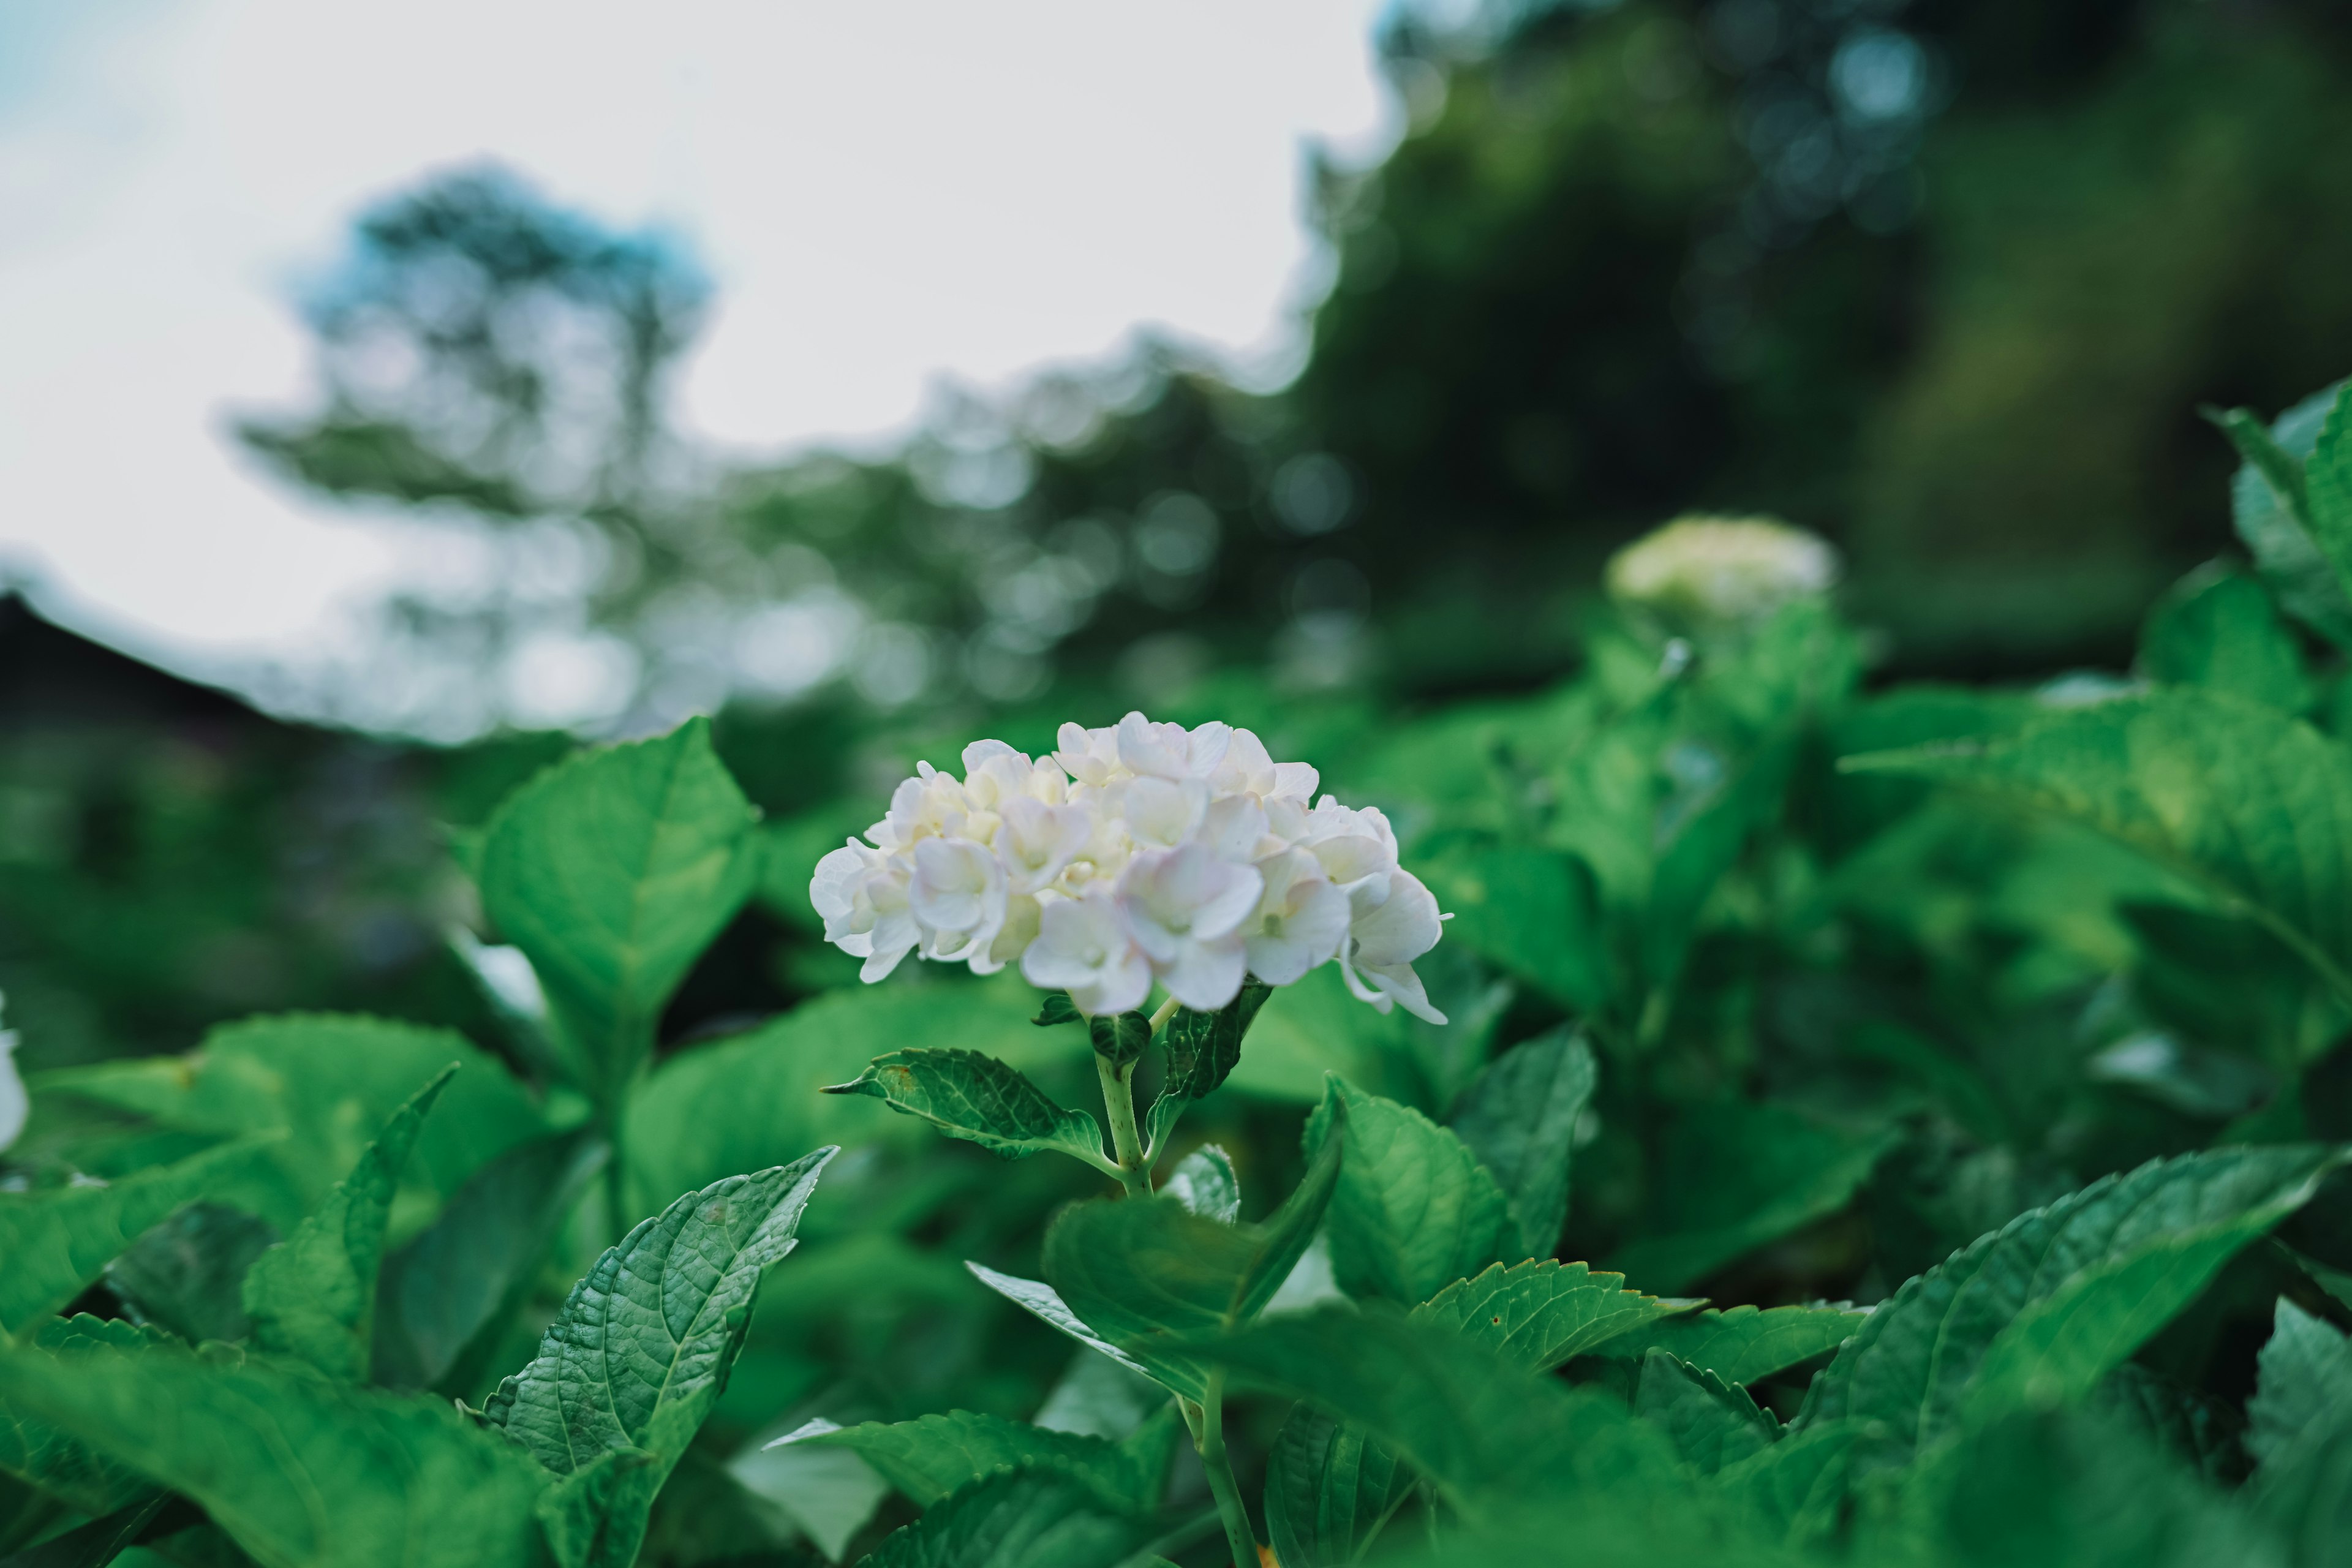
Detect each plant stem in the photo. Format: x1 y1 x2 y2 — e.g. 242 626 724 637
1194 1372 1259 1568
1094 1052 1152 1197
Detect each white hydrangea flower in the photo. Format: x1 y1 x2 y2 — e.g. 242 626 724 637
809 712 1449 1020
0 992 21 1155
1605 514 1839 628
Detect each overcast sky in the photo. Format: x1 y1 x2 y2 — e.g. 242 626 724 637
0 0 1395 691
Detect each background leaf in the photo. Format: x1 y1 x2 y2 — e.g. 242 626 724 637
2138 566 2308 712
1448 1026 1596 1257
476 717 761 1105
244 1065 453 1382
1595 1303 1868 1386
0 1138 274 1336
1262 1405 1407 1568
0 1334 548 1568
1804 1145 2340 1463
858 1469 1154 1568
100 1201 279 1345
782 1410 1166 1513
1305 1077 1516 1304
1845 688 2352 1000
1607 1101 1892 1294
0 1317 168 1521
32 1014 551 1235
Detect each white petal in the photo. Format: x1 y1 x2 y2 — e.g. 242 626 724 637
809 840 872 922
1068 946 1153 1016
1271 761 1319 800
962 738 1023 775
1157 935 1248 1011
1244 928 1317 986
0 1033 23 1154
1351 869 1443 966
861 941 915 983
1359 959 1447 1025
1121 777 1208 848
1200 794 1268 862
1117 711 1188 779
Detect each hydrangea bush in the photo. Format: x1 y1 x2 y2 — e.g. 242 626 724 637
8 379 2352 1568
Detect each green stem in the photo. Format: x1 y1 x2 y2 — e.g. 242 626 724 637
1195 1372 1259 1568
1094 1052 1152 1198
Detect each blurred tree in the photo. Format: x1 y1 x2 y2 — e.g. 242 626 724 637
243 0 2352 729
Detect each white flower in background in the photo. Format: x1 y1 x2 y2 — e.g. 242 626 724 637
1605 515 1839 629
810 712 1449 1019
0 992 24 1154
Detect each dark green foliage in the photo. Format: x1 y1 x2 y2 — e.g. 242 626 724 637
29 374 2352 1566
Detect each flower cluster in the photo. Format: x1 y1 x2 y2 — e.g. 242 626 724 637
811 714 1448 1022
1605 514 1839 629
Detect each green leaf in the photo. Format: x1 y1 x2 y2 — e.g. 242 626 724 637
1804 1145 2342 1463
486 1152 836 1488
0 1333 548 1568
1447 1027 1596 1257
2249 1298 2352 1468
1632 1348 1777 1476
1159 984 1269 1103
1712 1420 1858 1548
963 1265 1153 1385
2214 405 2315 528
100 1201 279 1345
2139 567 2308 713
374 1129 606 1393
0 1137 274 1336
1411 1260 1674 1371
782 1410 1166 1513
727 1429 891 1562
1596 1303 1867 1385
477 717 761 1106
1030 992 1083 1028
1926 1406 2275 1568
859 1469 1155 1568
0 1317 168 1519
1415 844 1613 1015
1040 1127 1342 1401
821 1050 1110 1172
1189 1306 1685 1517
0 1493 168 1568
1304 1077 1516 1304
1085 1012 1150 1068
1262 1406 1407 1568
1161 1145 1238 1224
2096 1364 2247 1483
1141 985 1270 1154
1606 1101 1891 1294
626 979 1054 1206
2313 384 2352 564
243 1066 453 1382
33 1013 550 1235
536 1447 669 1568
1030 1349 1169 1441
1843 688 2352 1001
2222 381 2352 649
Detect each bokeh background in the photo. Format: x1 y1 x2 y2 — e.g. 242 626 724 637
7 0 2352 1070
